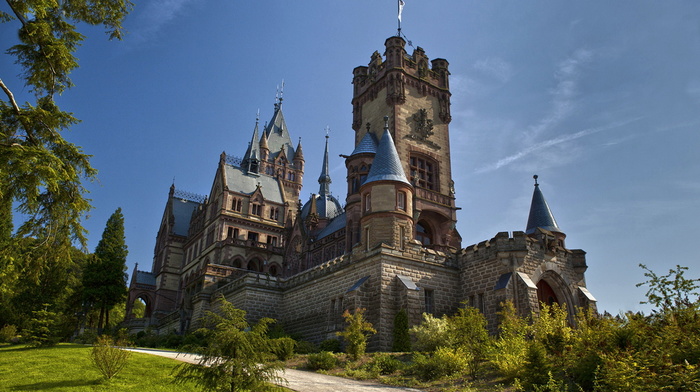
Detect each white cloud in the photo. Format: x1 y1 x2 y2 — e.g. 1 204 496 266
473 57 513 84
475 117 642 174
130 0 199 43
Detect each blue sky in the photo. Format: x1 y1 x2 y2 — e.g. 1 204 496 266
2 1 700 315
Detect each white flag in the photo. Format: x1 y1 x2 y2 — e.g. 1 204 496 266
398 0 405 22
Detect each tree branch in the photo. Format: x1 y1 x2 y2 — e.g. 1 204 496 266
0 78 21 114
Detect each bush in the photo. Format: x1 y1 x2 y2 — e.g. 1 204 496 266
91 335 131 380
367 353 403 375
0 325 17 343
410 313 453 352
392 309 411 352
411 347 468 381
295 340 318 354
307 351 339 370
74 329 99 344
319 338 341 353
337 308 376 361
25 307 60 347
272 337 296 360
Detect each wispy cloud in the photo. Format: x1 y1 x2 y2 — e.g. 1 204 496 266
473 58 513 84
130 0 199 43
475 117 643 174
526 48 592 139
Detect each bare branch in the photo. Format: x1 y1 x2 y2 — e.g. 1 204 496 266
0 78 21 114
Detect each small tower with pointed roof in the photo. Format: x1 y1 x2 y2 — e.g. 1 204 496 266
526 175 566 249
358 117 414 250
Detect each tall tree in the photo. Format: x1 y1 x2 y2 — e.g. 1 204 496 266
83 208 128 331
0 0 133 296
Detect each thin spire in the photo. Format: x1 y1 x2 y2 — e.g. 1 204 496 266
318 130 331 195
525 175 562 234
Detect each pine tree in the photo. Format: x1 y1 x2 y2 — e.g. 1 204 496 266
0 0 132 297
83 208 128 331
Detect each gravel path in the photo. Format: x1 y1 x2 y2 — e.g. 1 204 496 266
125 348 424 392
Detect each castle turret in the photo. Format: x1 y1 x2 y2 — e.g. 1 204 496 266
359 117 414 250
526 175 566 248
242 119 261 174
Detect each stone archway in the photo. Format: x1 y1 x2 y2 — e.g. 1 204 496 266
535 270 575 320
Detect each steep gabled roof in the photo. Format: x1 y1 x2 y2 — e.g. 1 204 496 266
264 105 296 161
525 176 562 234
364 128 410 185
224 165 285 204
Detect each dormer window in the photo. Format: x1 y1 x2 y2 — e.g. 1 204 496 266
251 203 262 216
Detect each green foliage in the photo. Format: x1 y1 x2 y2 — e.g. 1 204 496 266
271 337 296 360
172 296 284 392
25 305 59 346
337 308 376 361
83 208 128 331
411 347 469 381
0 324 17 343
294 340 318 354
319 338 341 353
451 305 490 379
532 303 572 359
307 351 339 370
392 308 411 352
410 313 453 352
520 342 551 390
90 335 131 380
366 353 403 375
637 263 700 314
491 301 529 381
0 0 132 300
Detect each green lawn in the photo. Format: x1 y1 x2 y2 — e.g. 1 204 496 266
0 343 199 391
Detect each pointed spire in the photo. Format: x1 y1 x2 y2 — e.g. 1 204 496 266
365 116 410 185
318 130 332 195
294 137 304 161
525 175 562 234
242 115 261 173
259 129 269 150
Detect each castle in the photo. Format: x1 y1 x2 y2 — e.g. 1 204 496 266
125 35 597 350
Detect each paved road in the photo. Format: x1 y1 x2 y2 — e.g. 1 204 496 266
126 348 423 392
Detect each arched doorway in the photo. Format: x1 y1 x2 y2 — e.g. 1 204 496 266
536 279 559 306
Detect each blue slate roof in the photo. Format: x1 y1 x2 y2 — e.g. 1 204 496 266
300 193 343 221
135 270 156 286
364 129 410 185
171 198 199 236
350 132 378 155
525 182 562 234
224 165 285 204
316 211 347 240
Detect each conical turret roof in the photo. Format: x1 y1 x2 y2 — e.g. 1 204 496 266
364 119 410 186
525 175 562 235
350 132 378 156
242 120 261 165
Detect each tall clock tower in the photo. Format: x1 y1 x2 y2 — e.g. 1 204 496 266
350 36 460 251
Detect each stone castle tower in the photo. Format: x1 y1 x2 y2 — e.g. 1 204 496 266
126 35 597 349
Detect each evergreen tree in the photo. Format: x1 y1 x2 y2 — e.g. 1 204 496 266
0 0 132 297
392 308 411 352
83 208 128 331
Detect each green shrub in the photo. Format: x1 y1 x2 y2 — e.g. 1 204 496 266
0 325 17 343
25 307 60 347
295 340 318 354
410 313 453 352
307 351 339 370
319 338 341 353
392 309 411 352
490 301 529 381
272 337 296 360
91 335 131 380
411 347 468 381
337 308 376 361
367 353 402 375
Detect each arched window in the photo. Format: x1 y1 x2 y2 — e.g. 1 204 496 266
415 221 432 246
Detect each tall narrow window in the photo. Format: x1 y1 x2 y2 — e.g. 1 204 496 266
227 227 234 238
397 191 406 211
424 289 435 314
364 193 371 212
231 198 242 212
251 203 261 216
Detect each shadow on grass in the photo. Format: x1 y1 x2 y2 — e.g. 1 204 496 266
0 344 89 353
10 378 103 391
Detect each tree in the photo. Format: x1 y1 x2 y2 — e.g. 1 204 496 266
173 296 285 392
337 308 376 360
450 305 490 380
392 308 411 352
83 208 128 331
0 0 133 297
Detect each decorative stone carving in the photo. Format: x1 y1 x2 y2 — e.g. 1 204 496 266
405 108 441 150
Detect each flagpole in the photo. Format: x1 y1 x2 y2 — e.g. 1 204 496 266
397 0 401 36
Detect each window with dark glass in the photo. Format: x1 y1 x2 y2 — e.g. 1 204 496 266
251 203 261 216
397 191 406 211
410 156 437 190
424 289 435 314
415 222 432 246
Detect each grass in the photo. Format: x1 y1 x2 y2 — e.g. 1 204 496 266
0 343 198 391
